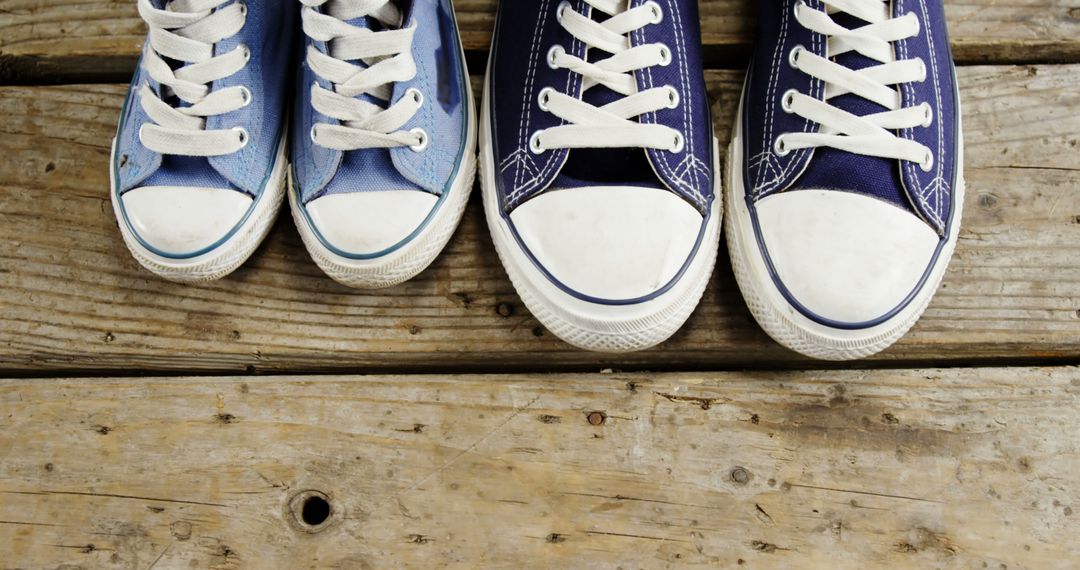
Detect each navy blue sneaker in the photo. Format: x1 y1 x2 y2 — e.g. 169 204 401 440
480 0 722 352
726 0 964 360
289 0 476 289
110 0 296 282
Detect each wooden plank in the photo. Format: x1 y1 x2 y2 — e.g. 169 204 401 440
0 367 1077 568
1 65 1079 375
2 1 1080 83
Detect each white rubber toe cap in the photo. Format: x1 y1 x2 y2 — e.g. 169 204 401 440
508 185 704 300
755 189 940 324
121 186 253 256
305 191 439 255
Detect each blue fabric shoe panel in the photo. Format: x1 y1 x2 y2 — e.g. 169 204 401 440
293 41 344 202
630 0 713 213
488 0 587 214
115 55 163 193
206 0 297 196
388 0 469 195
742 0 827 201
894 0 958 234
115 0 296 198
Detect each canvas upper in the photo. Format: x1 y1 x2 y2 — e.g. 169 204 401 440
486 0 717 303
291 0 471 258
742 0 959 235
113 0 296 257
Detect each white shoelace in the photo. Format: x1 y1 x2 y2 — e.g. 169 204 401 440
136 0 252 157
301 0 425 151
776 0 935 171
530 0 683 154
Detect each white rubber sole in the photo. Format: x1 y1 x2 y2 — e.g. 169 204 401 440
289 85 477 290
109 134 287 284
479 72 722 353
724 90 965 361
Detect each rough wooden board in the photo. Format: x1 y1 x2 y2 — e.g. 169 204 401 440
1 65 1079 375
2 0 1080 83
0 367 1077 568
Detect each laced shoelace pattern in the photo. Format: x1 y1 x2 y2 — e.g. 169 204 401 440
301 0 426 152
136 0 253 157
775 0 935 171
530 0 684 155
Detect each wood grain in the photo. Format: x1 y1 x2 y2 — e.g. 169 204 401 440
0 367 1077 568
2 0 1080 82
1 65 1079 375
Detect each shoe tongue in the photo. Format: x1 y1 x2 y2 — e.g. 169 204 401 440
790 10 915 214
558 13 663 190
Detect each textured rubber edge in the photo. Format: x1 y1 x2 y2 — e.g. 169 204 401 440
289 83 477 290
479 71 722 353
724 90 966 361
109 134 287 284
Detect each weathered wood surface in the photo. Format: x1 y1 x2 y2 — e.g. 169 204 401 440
2 0 1080 82
1 64 1079 375
0 367 1077 568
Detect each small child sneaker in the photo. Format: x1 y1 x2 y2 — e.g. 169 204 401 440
290 0 476 289
110 0 296 282
725 0 964 360
480 0 722 353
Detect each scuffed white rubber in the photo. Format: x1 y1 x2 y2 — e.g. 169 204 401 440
724 91 965 361
480 71 722 353
109 133 287 284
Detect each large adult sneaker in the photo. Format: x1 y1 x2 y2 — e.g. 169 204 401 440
290 0 476 288
726 0 964 360
481 0 722 352
111 0 295 282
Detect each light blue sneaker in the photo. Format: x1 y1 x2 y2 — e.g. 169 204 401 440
110 0 296 282
290 0 476 289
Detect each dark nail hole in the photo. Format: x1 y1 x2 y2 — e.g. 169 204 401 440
289 490 335 532
301 495 330 526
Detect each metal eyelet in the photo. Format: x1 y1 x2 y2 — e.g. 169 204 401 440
774 135 791 157
538 87 554 111
921 102 934 127
556 0 571 21
664 86 680 109
409 128 429 152
644 1 663 24
529 131 545 154
239 86 253 108
233 127 250 150
920 150 934 172
309 125 320 144
239 43 251 63
547 45 565 70
670 132 684 153
137 123 148 145
657 44 672 66
781 89 798 113
238 1 247 17
916 58 928 82
406 87 424 106
789 45 805 69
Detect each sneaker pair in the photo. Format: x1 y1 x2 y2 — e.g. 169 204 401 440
111 0 474 288
481 0 963 359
